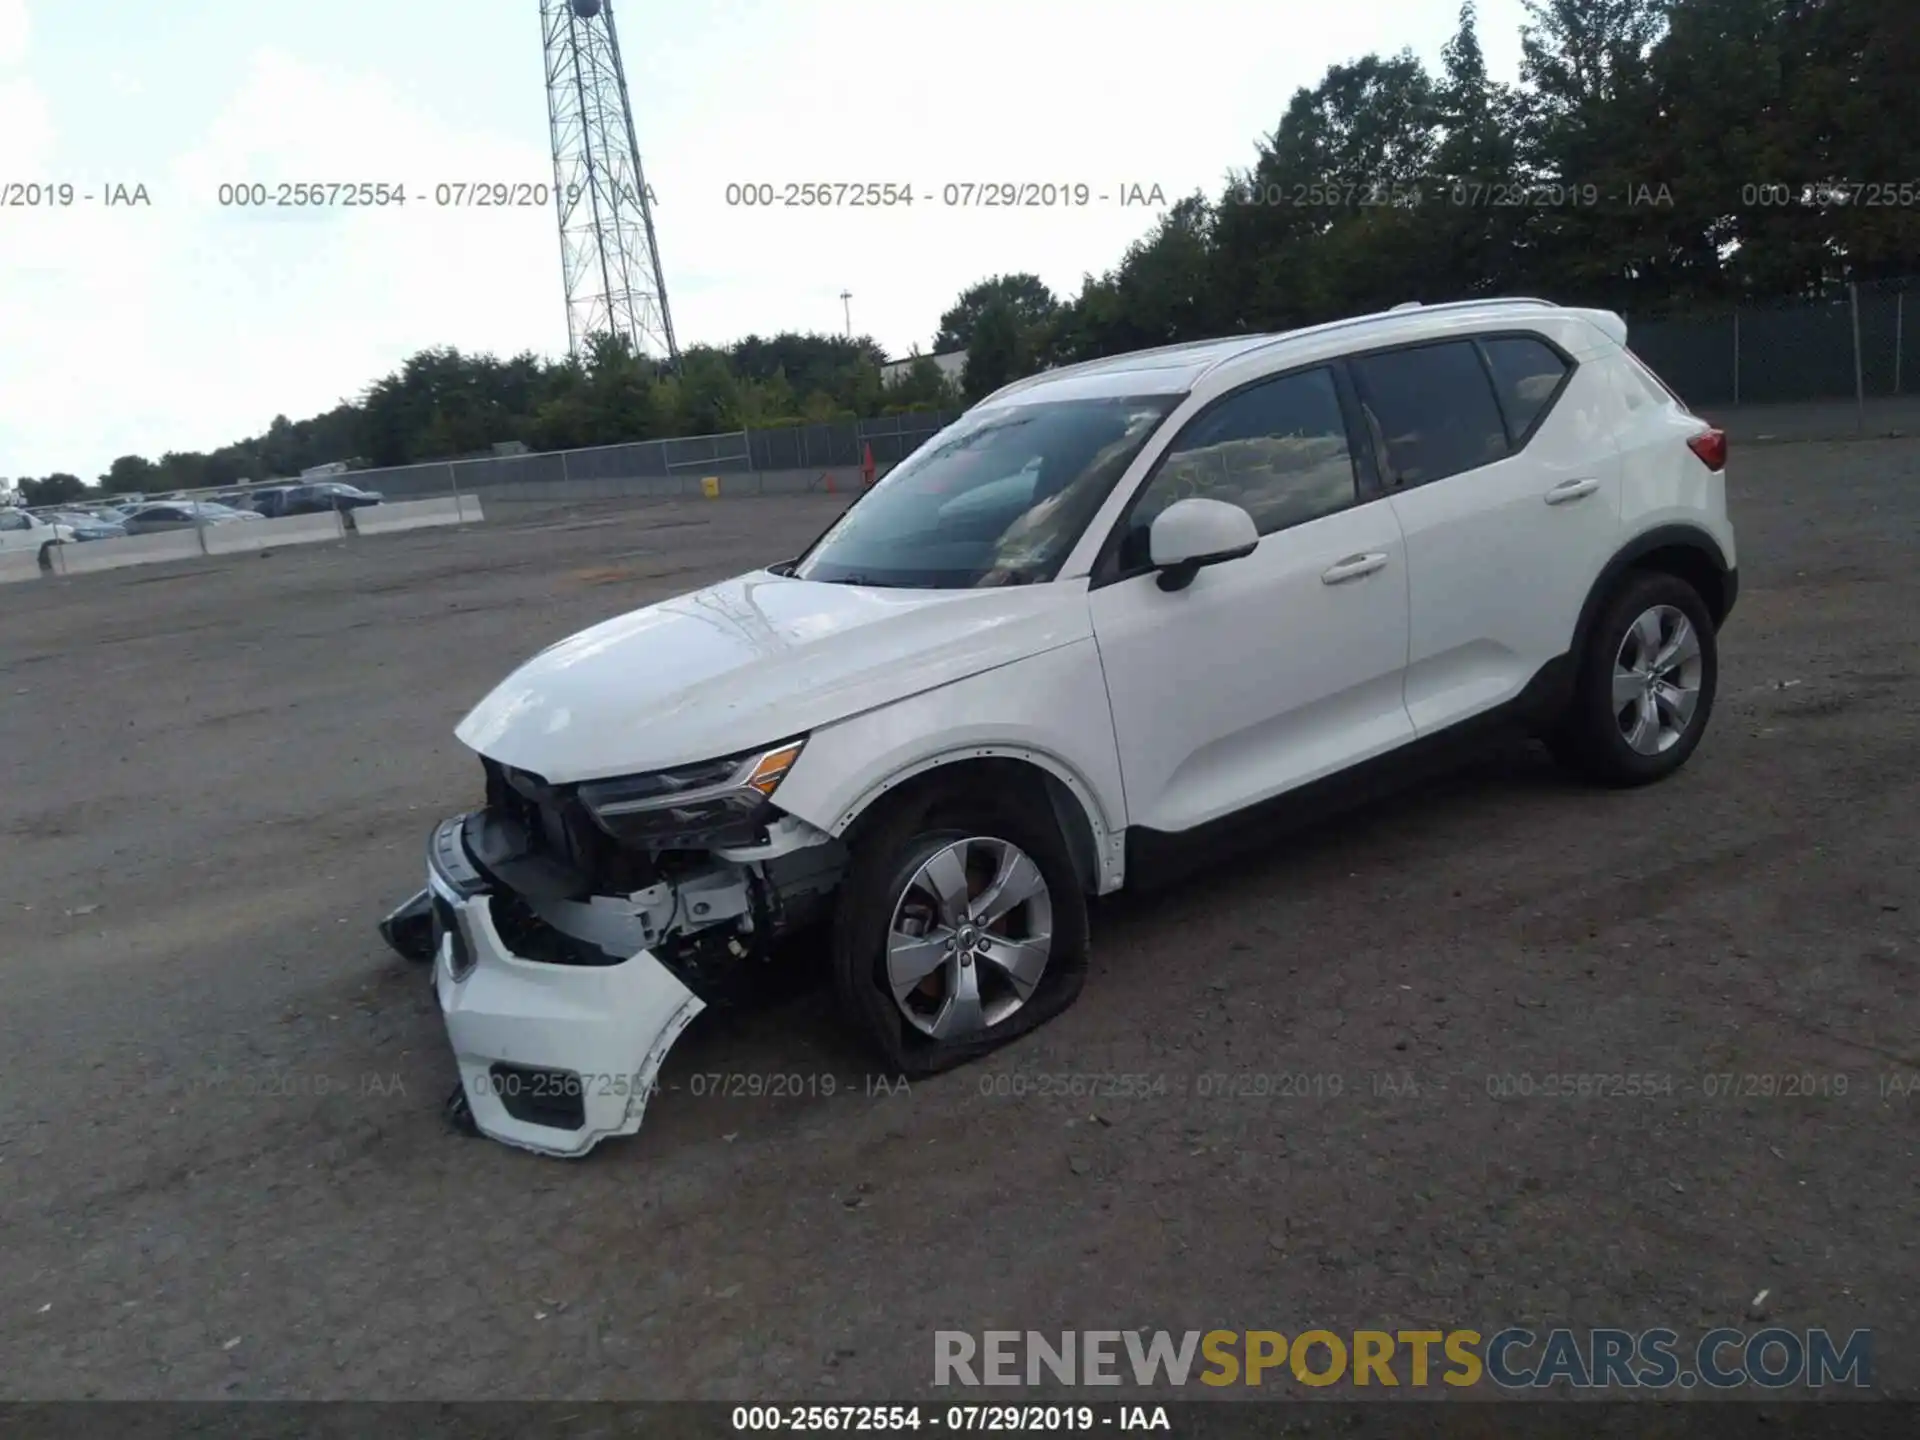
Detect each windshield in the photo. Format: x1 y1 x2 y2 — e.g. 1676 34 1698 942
793 394 1181 588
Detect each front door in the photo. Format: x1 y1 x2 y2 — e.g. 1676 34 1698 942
1087 364 1415 836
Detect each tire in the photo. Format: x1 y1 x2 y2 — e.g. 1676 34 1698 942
1550 569 1718 787
37 541 55 572
829 785 1089 1078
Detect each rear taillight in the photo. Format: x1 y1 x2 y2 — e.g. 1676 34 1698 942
1687 428 1727 472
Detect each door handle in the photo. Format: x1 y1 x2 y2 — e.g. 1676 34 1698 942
1320 552 1389 585
1545 477 1599 505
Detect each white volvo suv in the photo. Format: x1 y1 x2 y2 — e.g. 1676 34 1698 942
382 297 1737 1157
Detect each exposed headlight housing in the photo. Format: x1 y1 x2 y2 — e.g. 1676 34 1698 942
575 738 807 849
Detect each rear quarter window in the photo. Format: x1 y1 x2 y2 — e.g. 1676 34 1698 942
1625 350 1691 412
1480 336 1572 441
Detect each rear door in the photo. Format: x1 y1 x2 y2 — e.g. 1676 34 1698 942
1350 334 1624 734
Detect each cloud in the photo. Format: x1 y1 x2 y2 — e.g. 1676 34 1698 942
0 0 28 67
3 44 566 476
0 0 49 176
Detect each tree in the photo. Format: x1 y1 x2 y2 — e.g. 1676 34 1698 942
1514 0 1670 305
20 473 84 506
156 451 211 493
1425 2 1531 299
884 354 959 410
960 297 1034 402
1213 52 1441 330
100 455 160 495
672 346 743 434
935 274 1060 354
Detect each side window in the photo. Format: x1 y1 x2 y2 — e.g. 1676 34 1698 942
0 512 28 531
1349 341 1510 488
1118 367 1356 570
1625 349 1688 412
1481 336 1572 441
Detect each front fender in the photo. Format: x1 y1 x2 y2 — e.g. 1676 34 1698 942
771 638 1129 893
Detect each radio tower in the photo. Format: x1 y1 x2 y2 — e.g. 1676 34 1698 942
541 0 679 364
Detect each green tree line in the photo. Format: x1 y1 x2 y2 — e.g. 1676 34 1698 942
18 332 960 503
948 0 1919 399
17 0 1915 504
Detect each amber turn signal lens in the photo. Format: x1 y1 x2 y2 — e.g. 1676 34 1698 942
746 742 806 795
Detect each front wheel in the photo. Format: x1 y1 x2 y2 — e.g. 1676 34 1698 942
830 791 1088 1077
1550 570 1718 786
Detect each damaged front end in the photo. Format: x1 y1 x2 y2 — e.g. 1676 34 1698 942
384 743 845 1157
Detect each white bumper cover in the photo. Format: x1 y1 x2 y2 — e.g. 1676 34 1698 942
428 837 705 1159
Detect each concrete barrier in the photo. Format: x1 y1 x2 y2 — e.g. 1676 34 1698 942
354 496 485 535
0 547 47 584
204 512 343 554
57 530 203 575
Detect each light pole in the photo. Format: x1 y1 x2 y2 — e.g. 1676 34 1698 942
840 289 852 338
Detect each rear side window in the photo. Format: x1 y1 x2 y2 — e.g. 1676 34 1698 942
1625 350 1690 412
1480 337 1571 441
1349 341 1510 488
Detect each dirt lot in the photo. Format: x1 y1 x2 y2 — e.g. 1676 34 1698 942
1 446 1916 1402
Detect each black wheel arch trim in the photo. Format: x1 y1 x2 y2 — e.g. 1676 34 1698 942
1572 525 1735 662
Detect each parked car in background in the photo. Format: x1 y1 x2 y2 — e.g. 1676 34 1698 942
41 511 128 542
119 502 263 535
245 487 298 518
0 508 76 563
282 481 384 515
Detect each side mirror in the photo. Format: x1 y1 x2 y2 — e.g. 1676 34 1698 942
1148 497 1259 591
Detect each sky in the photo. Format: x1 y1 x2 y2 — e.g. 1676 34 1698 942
0 0 1531 482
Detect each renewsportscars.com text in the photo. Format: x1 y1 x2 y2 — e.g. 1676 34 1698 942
933 1327 1872 1390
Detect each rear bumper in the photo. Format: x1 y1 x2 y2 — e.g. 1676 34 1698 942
415 814 704 1158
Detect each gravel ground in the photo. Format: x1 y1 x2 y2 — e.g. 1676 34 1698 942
0 445 1915 1402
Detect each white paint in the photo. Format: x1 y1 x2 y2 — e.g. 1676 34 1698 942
433 887 704 1159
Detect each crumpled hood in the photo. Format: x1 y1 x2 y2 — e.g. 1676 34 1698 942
456 571 1091 783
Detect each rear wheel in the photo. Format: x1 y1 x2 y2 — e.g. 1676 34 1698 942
830 787 1088 1077
1550 570 1718 786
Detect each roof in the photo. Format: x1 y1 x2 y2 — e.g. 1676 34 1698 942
978 298 1581 407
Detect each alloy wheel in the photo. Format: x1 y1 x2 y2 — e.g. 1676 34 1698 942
1612 604 1704 755
885 836 1054 1040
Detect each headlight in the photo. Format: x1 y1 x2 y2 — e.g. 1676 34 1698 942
576 738 806 849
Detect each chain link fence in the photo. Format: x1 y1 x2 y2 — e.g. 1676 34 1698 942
1627 275 1920 421
343 409 963 510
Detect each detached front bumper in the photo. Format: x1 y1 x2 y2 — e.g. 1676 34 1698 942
408 814 705 1158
